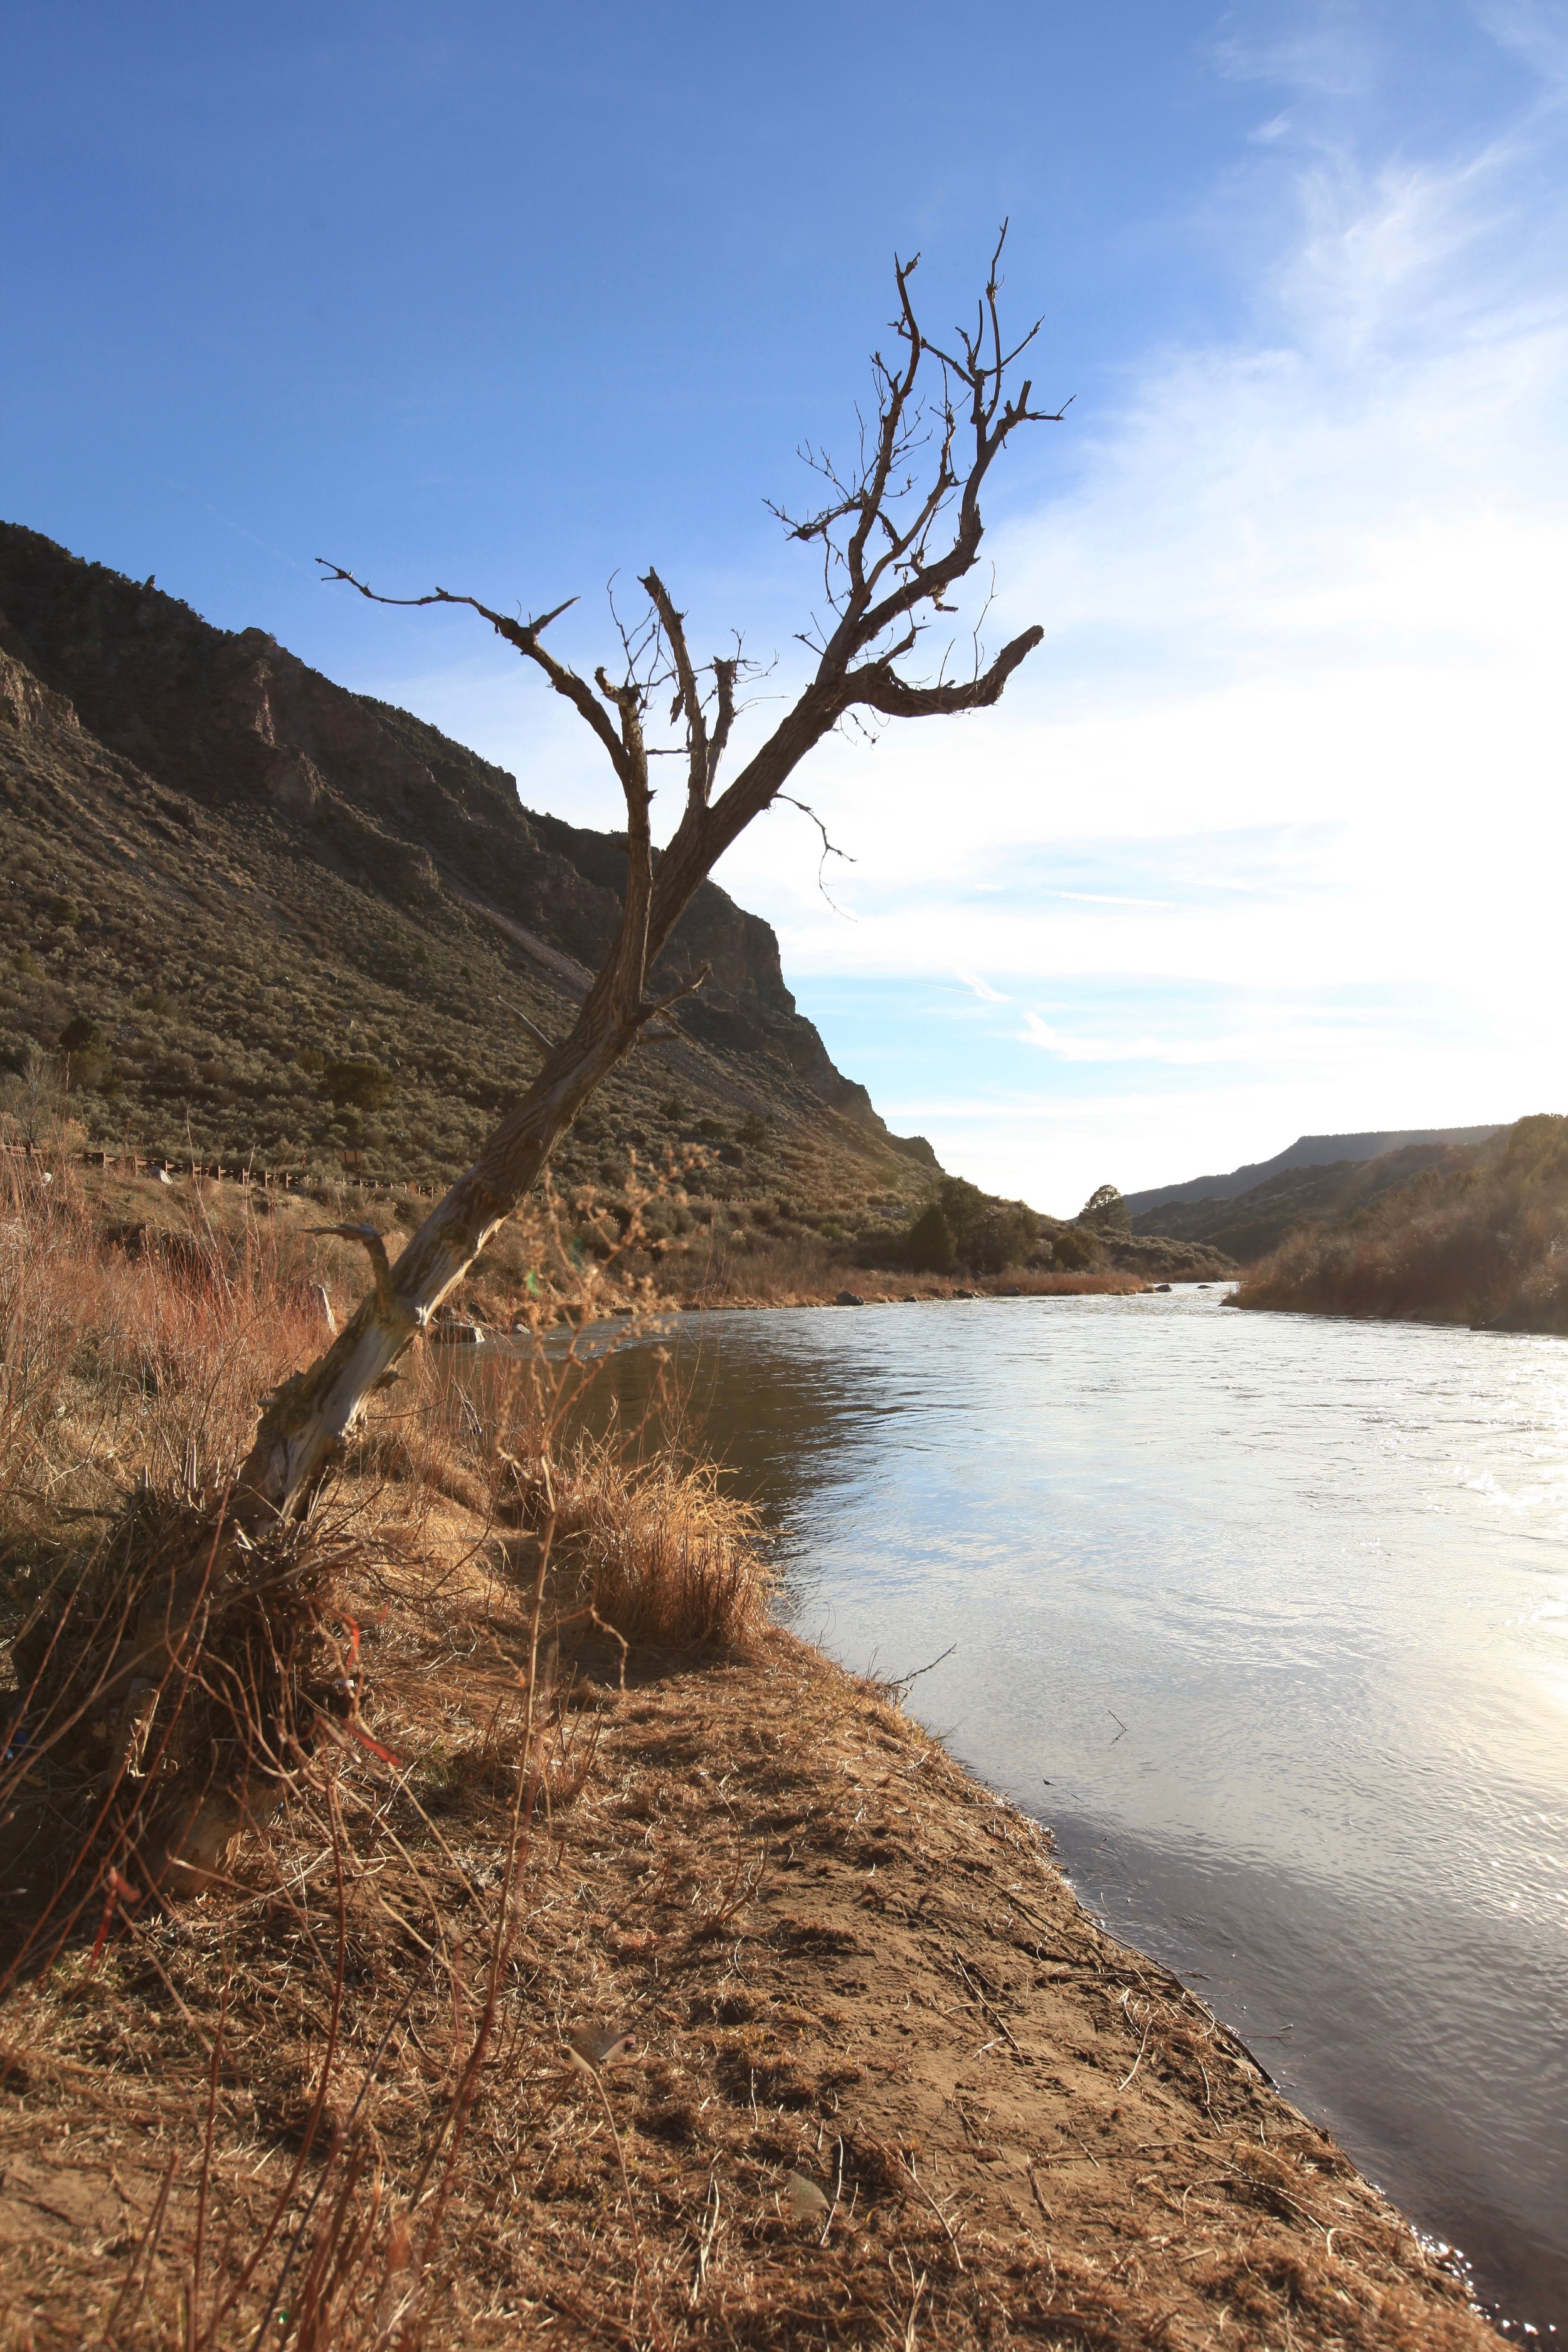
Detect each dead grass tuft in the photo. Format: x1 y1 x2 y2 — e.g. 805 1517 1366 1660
497 1434 773 1655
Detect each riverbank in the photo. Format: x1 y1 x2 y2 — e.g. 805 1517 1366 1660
1 1153 1234 1332
0 1170 1495 2344
1 1624 1492 2349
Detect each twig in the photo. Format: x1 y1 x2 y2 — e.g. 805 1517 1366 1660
901 2154 966 2272
103 2149 179 2344
689 2173 721 2307
1117 1996 1155 2090
230 1783 351 2350
186 1971 228 2352
820 2135 845 2245
573 2051 670 2352
954 1952 1022 2053
887 1643 956 1699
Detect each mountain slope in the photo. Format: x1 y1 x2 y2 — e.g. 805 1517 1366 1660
1232 1115 1568 1331
0 522 934 1231
1125 1126 1503 1221
1131 1143 1476 1265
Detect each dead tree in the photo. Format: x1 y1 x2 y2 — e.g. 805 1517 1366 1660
238 233 1066 1524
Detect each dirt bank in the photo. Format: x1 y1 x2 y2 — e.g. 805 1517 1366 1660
1 1621 1491 2348
0 1160 1490 2346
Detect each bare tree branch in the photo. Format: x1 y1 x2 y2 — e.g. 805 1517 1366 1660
635 962 712 1026
849 624 1044 718
640 569 711 815
315 566 629 783
775 793 857 915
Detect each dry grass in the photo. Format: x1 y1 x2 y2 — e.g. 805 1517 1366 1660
654 1239 1147 1310
0 1140 1502 2348
494 1436 774 1655
0 1162 323 1531
1234 1113 1568 1331
0 1624 1497 2351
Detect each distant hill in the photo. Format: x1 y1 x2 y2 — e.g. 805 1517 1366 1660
1129 1143 1478 1265
1126 1126 1503 1223
0 522 940 1244
1232 1115 1568 1332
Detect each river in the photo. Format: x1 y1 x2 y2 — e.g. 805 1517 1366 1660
543 1284 1568 2331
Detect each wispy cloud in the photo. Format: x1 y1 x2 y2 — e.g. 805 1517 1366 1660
1015 1007 1411 1068
736 23 1568 1199
1214 1 1379 98
1473 0 1568 87
954 971 1012 1004
386 8 1568 1207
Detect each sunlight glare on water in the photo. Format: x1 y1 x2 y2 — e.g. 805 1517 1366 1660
567 1288 1568 2331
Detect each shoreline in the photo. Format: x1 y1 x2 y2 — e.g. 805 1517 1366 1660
462 1273 1226 1342
2 1615 1496 2347
1230 1291 1568 1339
0 1171 1500 2344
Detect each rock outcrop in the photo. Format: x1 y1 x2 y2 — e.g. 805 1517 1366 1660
0 523 936 1216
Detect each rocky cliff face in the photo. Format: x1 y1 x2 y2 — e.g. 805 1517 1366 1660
0 522 935 1212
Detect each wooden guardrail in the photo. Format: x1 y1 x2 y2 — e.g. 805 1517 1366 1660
0 1141 438 1201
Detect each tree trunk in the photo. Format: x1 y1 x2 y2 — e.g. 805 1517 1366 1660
236 970 643 1524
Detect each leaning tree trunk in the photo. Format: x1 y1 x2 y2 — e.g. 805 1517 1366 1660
235 673 837 1525
236 986 635 1523
235 711 673 1526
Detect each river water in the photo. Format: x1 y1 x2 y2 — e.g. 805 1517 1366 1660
550 1285 1568 2331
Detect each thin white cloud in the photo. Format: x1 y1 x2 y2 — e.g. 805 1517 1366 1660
1248 112 1295 146
1213 1 1378 97
1015 1009 1410 1068
1473 0 1568 87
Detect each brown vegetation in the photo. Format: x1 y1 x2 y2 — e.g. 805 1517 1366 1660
1232 1113 1568 1331
0 1141 1158 1336
0 1140 1498 2346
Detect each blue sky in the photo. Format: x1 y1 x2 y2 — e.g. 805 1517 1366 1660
4 1 1565 1210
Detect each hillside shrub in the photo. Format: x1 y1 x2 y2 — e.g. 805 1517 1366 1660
967 1202 1042 1273
907 1203 955 1273
321 1057 395 1113
56 1013 103 1056
1052 1224 1101 1271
